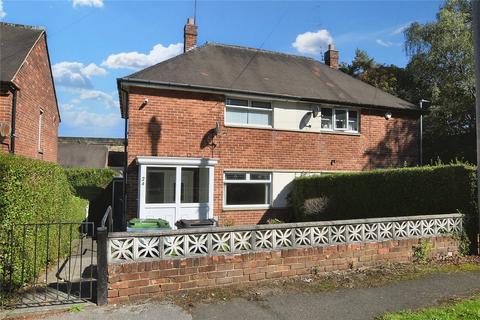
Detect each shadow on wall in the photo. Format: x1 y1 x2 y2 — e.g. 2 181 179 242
363 117 418 170
148 116 161 156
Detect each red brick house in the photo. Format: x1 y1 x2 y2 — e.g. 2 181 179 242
0 23 59 162
117 18 419 228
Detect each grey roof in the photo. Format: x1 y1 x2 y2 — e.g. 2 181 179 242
120 43 416 114
0 23 44 82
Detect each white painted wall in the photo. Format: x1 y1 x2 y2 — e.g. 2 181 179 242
271 171 323 208
273 101 321 132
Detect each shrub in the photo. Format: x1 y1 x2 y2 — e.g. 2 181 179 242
290 164 476 222
64 168 118 201
0 154 88 292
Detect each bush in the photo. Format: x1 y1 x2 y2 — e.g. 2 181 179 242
0 154 88 291
290 164 476 222
64 168 118 201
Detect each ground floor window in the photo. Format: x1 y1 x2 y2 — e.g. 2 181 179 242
224 172 271 207
145 167 210 204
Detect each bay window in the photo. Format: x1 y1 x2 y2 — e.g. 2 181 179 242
224 172 271 207
225 98 272 127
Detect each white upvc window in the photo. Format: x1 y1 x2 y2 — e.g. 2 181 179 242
225 98 272 127
321 107 359 133
223 171 271 208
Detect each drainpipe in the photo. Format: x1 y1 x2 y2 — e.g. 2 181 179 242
8 83 18 154
121 88 129 231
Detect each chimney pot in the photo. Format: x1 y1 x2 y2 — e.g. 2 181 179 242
184 17 197 53
324 43 339 69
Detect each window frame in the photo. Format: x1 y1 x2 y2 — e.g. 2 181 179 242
320 107 360 133
223 171 272 209
224 98 273 128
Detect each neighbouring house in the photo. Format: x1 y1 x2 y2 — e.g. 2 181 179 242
117 17 420 228
58 136 125 171
0 23 60 162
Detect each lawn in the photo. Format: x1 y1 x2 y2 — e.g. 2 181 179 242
379 296 480 320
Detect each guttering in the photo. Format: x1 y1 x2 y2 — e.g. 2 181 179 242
117 78 420 117
136 156 218 166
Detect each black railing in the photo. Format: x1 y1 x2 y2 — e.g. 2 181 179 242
0 221 95 308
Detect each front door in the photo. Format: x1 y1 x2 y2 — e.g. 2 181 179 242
137 157 217 229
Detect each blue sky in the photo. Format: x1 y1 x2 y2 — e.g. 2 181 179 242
0 0 443 138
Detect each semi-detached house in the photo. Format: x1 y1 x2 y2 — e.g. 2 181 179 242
117 18 420 228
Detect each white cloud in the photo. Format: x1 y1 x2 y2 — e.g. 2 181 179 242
60 104 121 133
0 0 6 19
53 61 107 89
391 22 412 35
102 43 183 70
62 88 118 108
292 29 333 55
77 89 118 108
376 39 393 47
72 0 104 8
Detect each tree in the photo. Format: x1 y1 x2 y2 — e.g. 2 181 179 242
405 0 475 163
340 49 413 101
341 0 475 163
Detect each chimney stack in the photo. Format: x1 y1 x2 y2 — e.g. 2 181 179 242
184 17 197 53
324 43 339 69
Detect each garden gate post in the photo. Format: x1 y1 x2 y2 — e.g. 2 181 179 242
96 226 108 306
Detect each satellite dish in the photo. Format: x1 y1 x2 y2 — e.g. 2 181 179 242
0 122 11 138
312 105 320 118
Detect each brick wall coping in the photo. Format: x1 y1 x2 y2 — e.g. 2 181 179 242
109 213 462 238
107 213 463 263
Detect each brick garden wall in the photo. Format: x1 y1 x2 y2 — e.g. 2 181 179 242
125 88 419 225
107 236 458 304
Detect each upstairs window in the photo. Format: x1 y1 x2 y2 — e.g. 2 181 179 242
225 98 272 127
321 107 359 133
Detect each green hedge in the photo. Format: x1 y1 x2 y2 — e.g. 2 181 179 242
0 154 88 292
64 168 118 201
290 164 476 222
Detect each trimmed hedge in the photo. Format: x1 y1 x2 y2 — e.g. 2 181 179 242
64 168 118 201
0 154 88 291
290 164 476 222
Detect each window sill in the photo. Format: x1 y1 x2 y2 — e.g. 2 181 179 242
224 123 273 130
225 124 361 136
223 205 271 212
320 130 360 136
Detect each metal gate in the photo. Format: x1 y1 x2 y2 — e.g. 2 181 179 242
0 221 96 308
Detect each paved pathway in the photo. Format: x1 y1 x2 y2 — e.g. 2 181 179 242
17 270 480 320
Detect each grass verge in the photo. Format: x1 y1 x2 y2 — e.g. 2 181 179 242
378 295 480 319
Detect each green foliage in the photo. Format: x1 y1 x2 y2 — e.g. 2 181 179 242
413 239 432 263
0 154 88 292
290 164 476 222
340 49 413 99
64 168 117 201
451 229 472 256
378 296 480 320
405 0 475 163
266 218 284 225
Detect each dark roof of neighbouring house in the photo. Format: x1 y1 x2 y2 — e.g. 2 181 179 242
118 42 417 116
0 23 44 82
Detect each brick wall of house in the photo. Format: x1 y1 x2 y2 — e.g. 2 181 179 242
126 87 419 225
107 236 457 304
0 34 59 162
